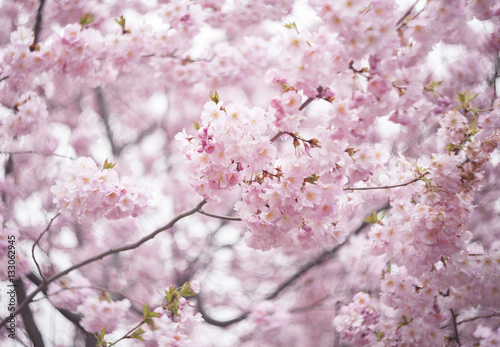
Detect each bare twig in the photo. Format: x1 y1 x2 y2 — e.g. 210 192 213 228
198 209 242 221
198 203 389 327
0 151 74 160
31 213 60 282
343 173 428 191
270 131 285 143
396 0 420 27
0 200 207 329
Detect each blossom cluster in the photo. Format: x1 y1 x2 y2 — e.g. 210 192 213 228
2 92 48 137
176 100 276 202
249 300 290 336
50 157 148 223
333 292 380 345
78 296 131 333
142 281 203 345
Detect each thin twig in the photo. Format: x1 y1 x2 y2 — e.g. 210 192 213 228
298 97 315 111
31 213 60 282
33 284 143 306
289 294 330 313
111 321 144 345
198 209 242 221
343 173 428 191
0 151 75 160
198 203 389 327
0 75 9 83
0 200 207 329
270 131 285 143
396 0 420 27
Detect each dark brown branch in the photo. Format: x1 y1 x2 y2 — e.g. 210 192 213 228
298 97 315 111
450 309 461 346
343 173 428 191
198 204 389 327
490 57 499 107
95 87 120 157
198 209 242 221
0 75 9 83
270 131 285 143
26 273 97 346
0 200 207 329
196 298 249 327
29 0 47 52
31 214 60 282
14 278 45 347
396 0 420 26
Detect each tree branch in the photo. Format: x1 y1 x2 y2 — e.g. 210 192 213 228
343 173 428 191
14 278 45 347
94 87 120 157
197 209 242 221
0 200 207 329
26 273 97 346
32 214 60 282
396 0 420 27
198 204 388 327
0 151 74 160
30 0 47 52
450 309 461 346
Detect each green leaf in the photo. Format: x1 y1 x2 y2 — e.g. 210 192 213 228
131 327 146 341
115 15 126 28
304 173 319 185
284 22 298 31
398 315 413 328
424 81 442 93
142 302 151 316
209 90 220 104
95 327 107 346
364 210 379 224
179 281 198 297
102 158 116 171
80 13 94 26
467 93 478 103
194 121 200 131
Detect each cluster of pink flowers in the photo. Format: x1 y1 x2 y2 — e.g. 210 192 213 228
78 296 131 333
50 157 148 223
249 300 290 336
474 325 500 346
3 92 48 137
143 292 204 346
176 100 276 202
333 292 380 345
235 156 349 251
267 90 305 132
47 273 94 311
